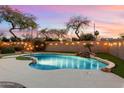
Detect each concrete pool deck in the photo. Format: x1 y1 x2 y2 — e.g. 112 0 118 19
0 56 124 88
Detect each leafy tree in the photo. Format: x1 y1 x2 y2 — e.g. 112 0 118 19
80 33 95 41
48 29 67 39
94 30 99 40
0 6 37 40
66 16 90 40
39 28 49 40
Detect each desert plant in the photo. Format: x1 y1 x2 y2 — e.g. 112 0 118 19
84 43 93 52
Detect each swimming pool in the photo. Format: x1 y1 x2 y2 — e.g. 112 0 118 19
29 53 107 70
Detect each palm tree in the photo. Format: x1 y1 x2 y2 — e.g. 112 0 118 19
94 30 99 40
0 6 37 40
66 16 90 40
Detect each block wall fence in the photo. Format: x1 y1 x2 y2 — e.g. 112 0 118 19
0 41 124 60
45 41 124 60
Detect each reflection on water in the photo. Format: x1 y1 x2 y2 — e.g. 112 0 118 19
31 54 107 70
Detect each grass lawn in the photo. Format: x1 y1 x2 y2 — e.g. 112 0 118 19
16 56 32 60
96 52 124 78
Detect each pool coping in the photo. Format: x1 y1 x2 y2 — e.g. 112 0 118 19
91 56 115 72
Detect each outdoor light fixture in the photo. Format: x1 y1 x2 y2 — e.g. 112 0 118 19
77 42 80 44
104 43 108 46
96 42 100 45
36 45 38 48
26 48 30 51
41 44 44 46
21 42 24 44
49 43 53 45
71 42 75 45
118 42 122 47
83 43 86 45
90 42 94 45
24 43 28 46
65 43 69 45
113 42 117 46
55 43 58 45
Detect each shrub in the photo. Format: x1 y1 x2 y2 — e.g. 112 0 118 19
72 37 79 41
10 37 21 42
14 46 24 51
80 33 95 41
33 38 46 51
1 37 10 42
1 46 15 54
46 38 59 41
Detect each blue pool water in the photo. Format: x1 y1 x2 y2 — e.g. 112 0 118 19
29 54 107 70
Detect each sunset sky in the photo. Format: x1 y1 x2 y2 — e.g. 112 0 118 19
0 5 124 38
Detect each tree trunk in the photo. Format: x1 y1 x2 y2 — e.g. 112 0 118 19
88 47 92 52
75 29 80 40
9 28 19 40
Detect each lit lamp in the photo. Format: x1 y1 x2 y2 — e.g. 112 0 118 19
104 43 108 46
65 43 69 45
49 43 53 45
118 42 122 47
83 43 86 45
96 42 100 45
21 42 24 45
36 45 38 48
55 43 58 45
71 42 75 45
77 42 80 44
26 48 30 51
90 42 94 45
113 42 117 46
41 44 44 46
24 43 28 46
